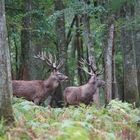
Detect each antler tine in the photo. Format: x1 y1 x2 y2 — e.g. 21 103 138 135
78 65 93 76
41 51 53 67
79 58 87 66
90 64 97 74
79 58 94 69
34 51 53 68
53 55 57 68
34 51 64 70
46 52 56 68
46 52 59 70
57 59 64 70
96 68 104 76
34 51 46 61
79 59 94 76
47 52 53 64
79 58 92 68
79 58 103 76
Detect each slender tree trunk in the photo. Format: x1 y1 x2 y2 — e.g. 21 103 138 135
82 1 96 69
13 34 19 80
55 0 68 77
104 23 115 104
54 0 68 107
112 27 119 99
71 37 77 85
82 0 100 106
75 15 84 85
0 0 14 124
134 0 140 96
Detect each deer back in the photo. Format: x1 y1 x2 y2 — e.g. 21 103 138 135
13 52 68 105
64 59 105 106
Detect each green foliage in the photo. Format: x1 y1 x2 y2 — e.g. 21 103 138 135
110 0 135 12
0 119 6 137
57 124 90 140
0 98 140 140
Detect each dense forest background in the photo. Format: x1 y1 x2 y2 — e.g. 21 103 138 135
1 0 140 139
5 0 140 107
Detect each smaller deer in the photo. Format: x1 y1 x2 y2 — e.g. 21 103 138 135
63 59 105 106
13 52 68 105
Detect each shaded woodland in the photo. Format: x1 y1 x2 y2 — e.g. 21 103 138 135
0 0 140 136
1 0 140 139
5 0 140 107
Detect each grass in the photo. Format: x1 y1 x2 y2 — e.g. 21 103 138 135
0 98 140 140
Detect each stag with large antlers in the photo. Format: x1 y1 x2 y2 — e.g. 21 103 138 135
12 52 68 105
63 59 105 106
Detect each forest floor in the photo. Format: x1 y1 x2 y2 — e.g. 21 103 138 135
0 98 140 140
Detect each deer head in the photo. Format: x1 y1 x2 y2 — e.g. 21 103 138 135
34 51 68 82
79 58 105 87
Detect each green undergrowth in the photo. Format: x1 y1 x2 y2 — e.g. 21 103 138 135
0 98 140 140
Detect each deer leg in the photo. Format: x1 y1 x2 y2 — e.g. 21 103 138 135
93 89 100 107
34 98 41 105
64 102 69 107
47 95 53 106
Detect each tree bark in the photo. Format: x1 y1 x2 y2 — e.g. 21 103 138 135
75 14 84 85
104 23 115 104
54 0 68 107
82 0 100 106
55 0 68 79
112 26 119 99
134 0 140 96
121 26 140 106
120 3 140 106
0 0 14 124
19 0 43 80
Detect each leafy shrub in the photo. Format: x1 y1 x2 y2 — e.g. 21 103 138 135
0 98 140 140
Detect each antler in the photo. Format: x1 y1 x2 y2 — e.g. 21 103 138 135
34 51 63 71
56 59 63 70
79 58 97 75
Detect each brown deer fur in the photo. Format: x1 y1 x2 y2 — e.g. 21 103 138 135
63 75 105 106
13 71 68 105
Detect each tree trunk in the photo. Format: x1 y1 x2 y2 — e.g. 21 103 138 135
121 26 140 106
121 3 140 106
55 0 68 79
82 0 100 106
0 0 14 124
53 0 68 107
112 26 119 99
104 23 115 104
75 14 84 85
134 0 140 96
19 0 43 80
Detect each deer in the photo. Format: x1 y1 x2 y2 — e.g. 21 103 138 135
12 52 68 105
63 59 105 106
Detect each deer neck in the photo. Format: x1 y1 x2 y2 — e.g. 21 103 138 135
44 76 59 90
86 81 97 93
